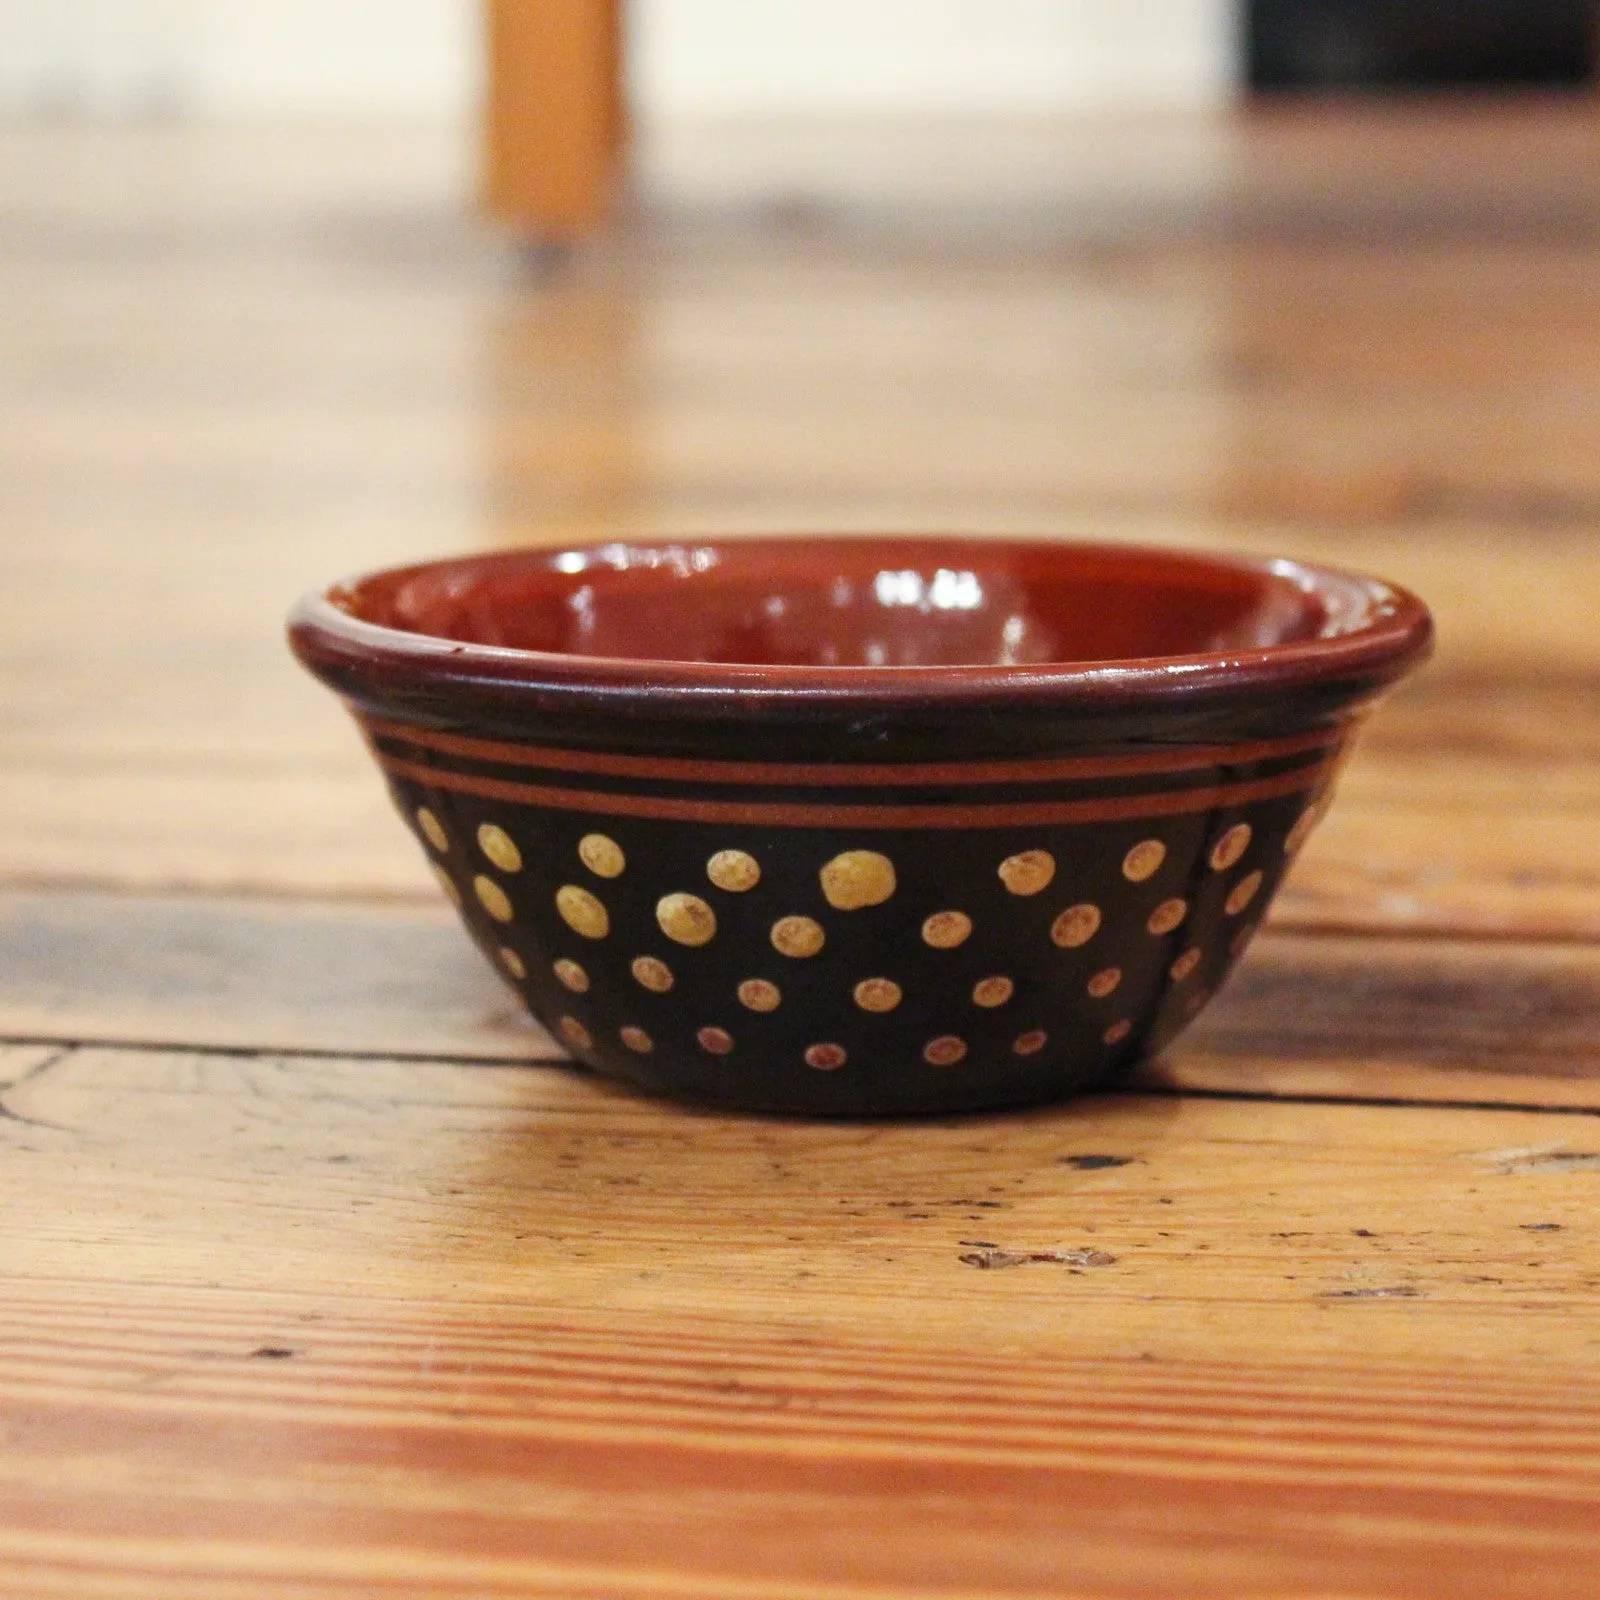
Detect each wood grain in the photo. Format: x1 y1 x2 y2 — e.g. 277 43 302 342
4 1046 1600 1597
7 108 1600 1598
4 890 1600 1112
3 117 1600 934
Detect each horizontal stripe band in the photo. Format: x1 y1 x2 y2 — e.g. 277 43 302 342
360 716 1340 789
377 752 1331 830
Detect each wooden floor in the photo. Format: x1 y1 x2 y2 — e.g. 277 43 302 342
3 105 1600 1598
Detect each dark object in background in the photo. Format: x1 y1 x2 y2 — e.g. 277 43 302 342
1249 0 1598 90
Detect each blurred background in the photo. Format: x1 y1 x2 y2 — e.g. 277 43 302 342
2 1 1598 931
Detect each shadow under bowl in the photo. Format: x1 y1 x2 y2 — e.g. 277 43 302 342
288 536 1431 1117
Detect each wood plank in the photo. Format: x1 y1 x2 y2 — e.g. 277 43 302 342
6 118 1600 934
0 891 542 1061
1 655 1598 937
5 890 1599 1111
3 1046 1600 1597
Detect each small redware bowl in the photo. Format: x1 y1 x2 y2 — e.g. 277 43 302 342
289 537 1430 1117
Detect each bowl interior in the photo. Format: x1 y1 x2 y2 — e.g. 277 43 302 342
337 539 1368 671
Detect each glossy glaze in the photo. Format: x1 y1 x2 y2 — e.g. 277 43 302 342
289 537 1431 1115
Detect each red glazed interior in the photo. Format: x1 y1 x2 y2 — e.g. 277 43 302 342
337 538 1370 671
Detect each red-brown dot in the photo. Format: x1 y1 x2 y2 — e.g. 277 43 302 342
1209 823 1252 872
478 823 522 873
1050 903 1101 948
998 850 1055 896
697 1026 734 1055
474 875 514 923
853 977 903 1013
1169 946 1202 982
1086 966 1122 999
1284 802 1321 855
922 910 973 949
552 957 589 993
820 851 897 910
578 832 626 879
630 955 674 993
771 915 825 958
923 1035 968 1067
556 884 609 939
619 1025 654 1054
971 975 1014 1008
1147 897 1188 936
1122 839 1166 882
657 892 717 947
737 978 782 1012
416 807 449 853
1226 870 1265 916
707 849 761 892
558 1015 593 1052
1013 1029 1048 1056
1103 1019 1132 1046
804 1042 848 1071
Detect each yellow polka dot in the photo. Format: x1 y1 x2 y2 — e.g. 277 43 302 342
558 1015 593 1052
1284 802 1321 855
697 1026 734 1055
578 832 626 878
1209 823 1252 872
431 863 462 906
630 955 674 993
998 849 1055 896
923 1035 968 1067
707 849 761 893
1169 946 1202 982
620 1025 654 1054
499 946 527 981
657 892 717 947
1013 1029 1048 1056
1147 897 1188 936
474 875 514 923
1086 967 1122 999
853 977 903 1013
805 1042 848 1071
1103 1019 1132 1046
552 957 589 993
971 975 1014 1008
1050 903 1101 949
771 915 825 959
737 978 782 1012
555 884 610 939
819 850 897 910
1226 870 1265 916
922 910 973 949
477 823 521 873
1123 839 1167 882
416 807 449 853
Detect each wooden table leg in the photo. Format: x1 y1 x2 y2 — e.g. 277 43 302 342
483 0 625 241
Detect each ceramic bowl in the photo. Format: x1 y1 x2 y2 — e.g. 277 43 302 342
289 537 1431 1117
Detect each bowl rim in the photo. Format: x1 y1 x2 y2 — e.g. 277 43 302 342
288 535 1433 718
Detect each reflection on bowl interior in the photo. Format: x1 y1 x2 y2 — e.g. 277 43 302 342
340 540 1377 671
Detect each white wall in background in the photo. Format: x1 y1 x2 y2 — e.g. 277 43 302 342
0 0 478 116
0 0 1235 118
635 0 1236 115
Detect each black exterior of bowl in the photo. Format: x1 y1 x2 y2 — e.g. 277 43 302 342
289 537 1432 1117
